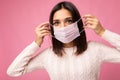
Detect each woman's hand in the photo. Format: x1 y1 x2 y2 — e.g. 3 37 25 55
83 14 105 36
35 22 51 46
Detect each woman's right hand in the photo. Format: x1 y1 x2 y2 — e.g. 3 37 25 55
35 22 51 46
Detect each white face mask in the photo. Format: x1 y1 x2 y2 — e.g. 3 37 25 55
53 18 84 43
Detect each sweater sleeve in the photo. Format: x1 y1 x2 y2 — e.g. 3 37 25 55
7 41 47 77
102 30 120 50
99 30 120 62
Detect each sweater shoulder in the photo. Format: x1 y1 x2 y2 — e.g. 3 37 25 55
40 46 53 54
87 41 107 50
88 41 103 47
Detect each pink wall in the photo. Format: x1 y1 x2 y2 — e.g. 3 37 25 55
0 0 120 80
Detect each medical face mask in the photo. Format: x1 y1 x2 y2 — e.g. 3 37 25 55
53 18 84 43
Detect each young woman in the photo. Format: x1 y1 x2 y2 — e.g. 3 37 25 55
7 1 120 80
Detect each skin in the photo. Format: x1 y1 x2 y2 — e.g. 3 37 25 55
35 8 105 47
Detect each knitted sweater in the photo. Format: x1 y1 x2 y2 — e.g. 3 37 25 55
7 30 120 80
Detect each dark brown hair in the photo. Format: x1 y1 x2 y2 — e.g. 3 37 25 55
49 1 87 57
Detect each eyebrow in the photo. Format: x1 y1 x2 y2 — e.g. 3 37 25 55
53 17 72 21
65 17 72 20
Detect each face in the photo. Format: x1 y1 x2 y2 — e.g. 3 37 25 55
53 8 73 28
52 8 75 47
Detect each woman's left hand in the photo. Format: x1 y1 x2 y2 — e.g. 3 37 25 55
83 14 105 36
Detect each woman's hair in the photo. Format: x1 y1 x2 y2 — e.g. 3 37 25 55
49 1 87 57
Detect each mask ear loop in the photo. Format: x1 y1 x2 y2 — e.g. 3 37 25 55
77 18 82 23
49 23 56 39
79 29 85 34
76 18 85 34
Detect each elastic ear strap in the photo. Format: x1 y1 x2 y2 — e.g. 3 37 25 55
77 18 82 23
79 29 85 34
77 18 85 34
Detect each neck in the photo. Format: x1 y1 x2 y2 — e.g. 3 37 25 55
63 42 74 48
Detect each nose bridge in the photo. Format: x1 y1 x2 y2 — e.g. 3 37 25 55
60 21 65 27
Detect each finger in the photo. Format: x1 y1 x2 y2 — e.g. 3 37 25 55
36 29 51 38
40 30 51 34
37 22 50 28
83 17 98 25
83 21 95 29
42 32 51 37
84 17 95 21
83 19 94 26
83 14 99 23
39 30 51 36
36 28 51 35
39 26 50 31
83 14 95 19
36 26 50 32
83 18 94 25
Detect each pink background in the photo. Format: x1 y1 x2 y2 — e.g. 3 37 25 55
0 0 120 80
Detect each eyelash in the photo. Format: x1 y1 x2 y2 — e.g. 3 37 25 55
53 19 73 26
53 21 60 26
66 19 73 24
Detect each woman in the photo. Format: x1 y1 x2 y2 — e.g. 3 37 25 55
7 1 120 80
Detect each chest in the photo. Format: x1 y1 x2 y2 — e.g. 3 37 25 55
44 53 101 80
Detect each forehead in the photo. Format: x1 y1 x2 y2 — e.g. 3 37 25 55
53 8 72 20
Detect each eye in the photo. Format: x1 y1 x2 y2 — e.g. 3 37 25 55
66 19 73 24
53 21 60 27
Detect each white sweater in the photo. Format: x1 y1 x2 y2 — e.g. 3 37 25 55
7 30 120 80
